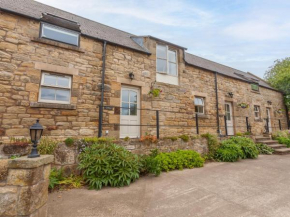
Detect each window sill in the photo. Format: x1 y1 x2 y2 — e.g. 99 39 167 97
195 114 209 119
254 118 263 122
30 102 76 110
31 37 85 53
251 90 260 94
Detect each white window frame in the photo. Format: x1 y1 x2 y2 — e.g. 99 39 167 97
194 97 205 114
254 105 260 119
40 23 80 46
156 44 178 77
38 72 72 104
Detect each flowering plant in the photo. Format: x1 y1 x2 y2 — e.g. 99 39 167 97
148 88 162 97
238 102 249 108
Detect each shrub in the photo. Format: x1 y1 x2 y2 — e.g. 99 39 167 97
49 168 83 190
124 136 130 142
139 134 158 143
154 150 204 172
139 149 161 176
215 145 243 162
255 143 274 155
164 136 178 141
179 135 189 142
221 137 258 159
38 137 58 155
76 137 114 153
235 132 243 136
64 137 75 147
201 133 220 160
278 137 290 147
78 143 140 190
272 130 290 139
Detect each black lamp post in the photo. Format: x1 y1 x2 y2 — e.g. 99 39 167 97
129 72 134 80
28 119 43 158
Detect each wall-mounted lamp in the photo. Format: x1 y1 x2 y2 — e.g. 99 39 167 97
228 92 234 98
267 101 272 105
129 72 134 80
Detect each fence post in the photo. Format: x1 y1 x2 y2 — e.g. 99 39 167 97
156 110 160 139
195 113 199 134
246 117 249 132
279 119 282 130
224 115 228 136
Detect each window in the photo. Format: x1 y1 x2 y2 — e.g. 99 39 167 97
40 23 80 46
254 105 260 119
251 83 259 91
121 89 138 116
194 97 205 114
39 72 71 104
156 44 177 76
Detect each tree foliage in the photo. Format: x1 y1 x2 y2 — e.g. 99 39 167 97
264 57 290 107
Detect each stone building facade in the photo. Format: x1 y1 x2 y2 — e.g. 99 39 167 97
0 0 288 143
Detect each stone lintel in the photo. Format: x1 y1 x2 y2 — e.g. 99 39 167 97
8 155 54 169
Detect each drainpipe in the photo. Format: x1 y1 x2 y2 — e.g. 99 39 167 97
215 72 220 134
284 94 290 129
98 41 107 137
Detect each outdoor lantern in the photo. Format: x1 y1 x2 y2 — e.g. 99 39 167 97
267 100 272 105
228 92 234 98
129 72 134 80
28 119 43 158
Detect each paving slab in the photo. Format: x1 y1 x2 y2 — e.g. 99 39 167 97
48 155 290 217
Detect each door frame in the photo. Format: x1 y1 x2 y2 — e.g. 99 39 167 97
225 102 234 135
120 85 141 138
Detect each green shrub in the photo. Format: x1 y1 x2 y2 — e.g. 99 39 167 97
49 168 83 190
64 137 74 146
139 149 161 176
272 130 290 139
179 135 190 142
201 133 220 160
83 137 114 144
215 145 242 162
38 137 58 155
235 132 243 136
278 137 290 147
255 143 274 155
154 150 204 172
78 143 140 190
124 136 130 142
221 137 258 159
164 136 178 141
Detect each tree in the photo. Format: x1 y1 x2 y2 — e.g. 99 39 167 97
264 57 290 108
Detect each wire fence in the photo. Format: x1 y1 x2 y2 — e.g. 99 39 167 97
98 105 289 138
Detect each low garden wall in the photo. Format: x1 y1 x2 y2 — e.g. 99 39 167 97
0 137 209 177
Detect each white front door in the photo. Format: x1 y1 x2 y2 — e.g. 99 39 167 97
120 86 140 138
266 108 272 133
225 102 234 135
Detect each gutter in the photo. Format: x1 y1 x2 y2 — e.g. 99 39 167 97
98 41 107 137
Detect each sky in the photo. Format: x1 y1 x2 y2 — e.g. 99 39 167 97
36 0 290 79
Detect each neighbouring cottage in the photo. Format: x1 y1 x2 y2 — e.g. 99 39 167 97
0 0 288 144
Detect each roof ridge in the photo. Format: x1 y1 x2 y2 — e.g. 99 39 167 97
185 52 246 74
34 0 137 37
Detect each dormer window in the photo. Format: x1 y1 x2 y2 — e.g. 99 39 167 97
40 23 80 46
156 44 177 76
251 83 259 91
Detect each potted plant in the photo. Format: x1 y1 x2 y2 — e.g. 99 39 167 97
238 102 249 109
3 137 31 157
148 81 162 97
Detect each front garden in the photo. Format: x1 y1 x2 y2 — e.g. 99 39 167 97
38 133 275 192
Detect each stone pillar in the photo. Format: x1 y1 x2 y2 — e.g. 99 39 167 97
0 155 54 217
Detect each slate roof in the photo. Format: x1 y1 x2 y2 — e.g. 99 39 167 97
0 0 275 90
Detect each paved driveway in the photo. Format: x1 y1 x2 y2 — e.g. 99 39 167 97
48 155 290 217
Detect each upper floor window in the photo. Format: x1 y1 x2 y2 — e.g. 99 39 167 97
156 44 177 76
194 97 205 114
39 72 72 104
251 83 259 91
254 105 260 119
40 23 80 46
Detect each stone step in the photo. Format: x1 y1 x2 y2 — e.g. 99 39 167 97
274 148 290 155
261 140 279 145
267 144 287 149
256 137 271 142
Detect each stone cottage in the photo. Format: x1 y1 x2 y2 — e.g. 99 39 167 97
0 0 288 142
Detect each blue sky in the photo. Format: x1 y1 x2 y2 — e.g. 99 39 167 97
36 0 290 78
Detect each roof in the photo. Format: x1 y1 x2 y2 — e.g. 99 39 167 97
0 0 276 91
185 53 274 90
0 0 150 54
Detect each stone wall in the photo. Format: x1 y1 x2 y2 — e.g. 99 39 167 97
0 11 287 143
0 155 53 217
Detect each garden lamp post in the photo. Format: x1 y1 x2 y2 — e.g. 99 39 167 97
28 119 43 158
